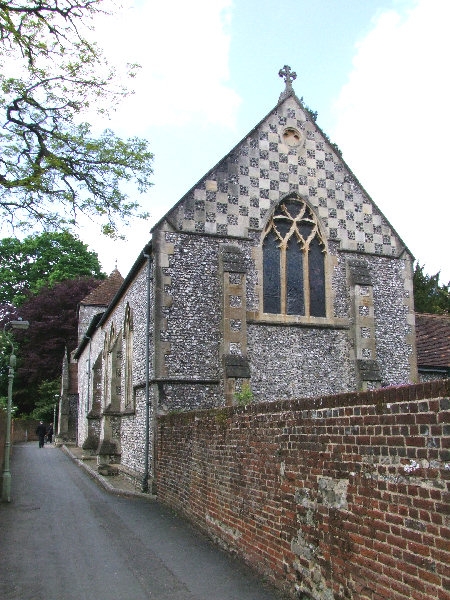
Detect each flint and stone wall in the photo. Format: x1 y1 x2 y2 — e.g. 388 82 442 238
155 224 416 407
77 262 154 479
156 92 417 404
156 379 450 600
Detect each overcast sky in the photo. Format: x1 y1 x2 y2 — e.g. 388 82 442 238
80 0 449 283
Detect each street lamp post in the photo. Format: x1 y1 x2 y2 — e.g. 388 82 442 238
2 319 30 503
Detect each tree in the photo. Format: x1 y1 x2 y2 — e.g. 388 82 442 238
0 231 105 305
0 276 101 414
413 263 449 315
30 379 60 423
0 1 153 237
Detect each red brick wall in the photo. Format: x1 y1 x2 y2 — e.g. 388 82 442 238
1 417 39 483
12 419 40 443
156 380 450 600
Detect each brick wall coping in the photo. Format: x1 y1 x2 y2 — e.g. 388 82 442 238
159 378 450 424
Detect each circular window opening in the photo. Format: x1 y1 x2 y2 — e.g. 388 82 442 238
282 127 302 147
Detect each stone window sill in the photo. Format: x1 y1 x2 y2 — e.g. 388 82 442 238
247 311 349 329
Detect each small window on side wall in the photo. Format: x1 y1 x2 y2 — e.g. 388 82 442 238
124 303 134 409
262 195 326 317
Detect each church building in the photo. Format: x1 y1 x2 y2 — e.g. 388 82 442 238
70 67 418 488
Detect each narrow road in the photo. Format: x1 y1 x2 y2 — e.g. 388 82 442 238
0 443 285 600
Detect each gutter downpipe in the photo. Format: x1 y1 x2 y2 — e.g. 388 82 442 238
85 336 92 415
80 335 91 448
142 247 151 493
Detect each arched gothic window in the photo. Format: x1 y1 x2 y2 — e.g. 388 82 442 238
102 334 110 409
263 195 326 317
123 303 134 409
103 323 122 411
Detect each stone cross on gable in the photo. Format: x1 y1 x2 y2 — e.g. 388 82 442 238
278 65 297 101
279 65 297 89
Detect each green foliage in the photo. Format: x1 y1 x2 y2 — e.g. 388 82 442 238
0 397 18 416
300 97 318 122
214 408 229 428
0 395 18 415
30 379 59 422
413 263 449 314
234 382 253 407
0 230 105 305
0 1 153 237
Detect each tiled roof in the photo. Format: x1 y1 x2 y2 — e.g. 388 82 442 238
415 313 450 368
80 269 124 307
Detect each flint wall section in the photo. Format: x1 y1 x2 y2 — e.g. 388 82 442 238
155 226 416 409
76 263 154 476
156 379 450 600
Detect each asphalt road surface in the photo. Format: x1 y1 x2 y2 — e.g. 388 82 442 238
0 443 286 600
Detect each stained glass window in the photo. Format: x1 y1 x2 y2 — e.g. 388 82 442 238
262 195 326 316
309 236 326 316
286 236 304 315
124 303 134 408
263 231 281 314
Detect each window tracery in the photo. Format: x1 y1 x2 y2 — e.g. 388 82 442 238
124 303 134 409
262 195 326 317
103 323 122 411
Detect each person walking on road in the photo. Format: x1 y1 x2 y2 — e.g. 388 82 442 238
46 423 54 444
36 421 47 448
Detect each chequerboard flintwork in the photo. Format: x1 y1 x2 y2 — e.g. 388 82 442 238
154 66 414 400
165 70 402 260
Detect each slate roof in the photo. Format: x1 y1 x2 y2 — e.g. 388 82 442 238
80 268 124 307
415 313 450 369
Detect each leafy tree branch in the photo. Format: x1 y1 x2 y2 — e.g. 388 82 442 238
0 230 105 305
1 1 153 236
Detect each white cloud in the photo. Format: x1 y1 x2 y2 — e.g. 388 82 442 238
80 0 241 273
93 0 240 132
331 0 450 281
